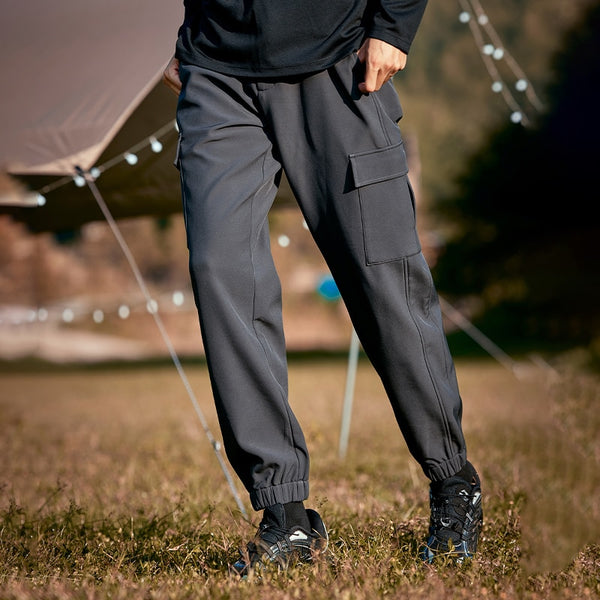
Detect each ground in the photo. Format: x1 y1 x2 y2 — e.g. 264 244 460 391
0 354 598 599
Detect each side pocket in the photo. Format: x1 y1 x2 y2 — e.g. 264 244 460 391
349 141 421 264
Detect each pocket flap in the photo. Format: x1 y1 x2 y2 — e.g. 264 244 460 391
349 141 408 188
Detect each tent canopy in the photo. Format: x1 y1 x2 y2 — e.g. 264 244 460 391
0 0 185 232
0 1 295 233
1 0 182 175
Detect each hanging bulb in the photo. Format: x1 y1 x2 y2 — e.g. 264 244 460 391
491 81 503 93
118 305 130 319
172 291 185 307
510 111 523 124
477 14 489 25
515 79 528 92
150 137 163 153
124 152 138 165
90 167 101 179
93 309 104 324
36 194 46 206
492 48 505 60
458 11 470 23
482 44 494 56
73 175 86 187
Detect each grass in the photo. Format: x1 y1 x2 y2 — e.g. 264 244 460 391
0 355 599 598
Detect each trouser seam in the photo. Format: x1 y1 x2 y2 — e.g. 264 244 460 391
249 152 303 484
403 258 453 460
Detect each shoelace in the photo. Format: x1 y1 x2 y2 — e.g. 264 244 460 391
430 488 473 534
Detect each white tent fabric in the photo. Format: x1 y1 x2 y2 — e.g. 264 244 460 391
0 0 183 176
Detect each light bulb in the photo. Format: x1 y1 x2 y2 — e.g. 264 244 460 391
150 137 163 153
515 79 528 92
172 291 185 307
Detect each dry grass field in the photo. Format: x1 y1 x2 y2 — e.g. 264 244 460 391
0 355 598 599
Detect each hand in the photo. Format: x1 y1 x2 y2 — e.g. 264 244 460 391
357 38 407 94
163 56 182 95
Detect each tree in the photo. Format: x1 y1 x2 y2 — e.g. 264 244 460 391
433 2 600 347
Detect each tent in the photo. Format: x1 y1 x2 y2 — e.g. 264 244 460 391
0 1 185 232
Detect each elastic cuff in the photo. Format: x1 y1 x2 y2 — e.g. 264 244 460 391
250 480 309 511
423 451 467 482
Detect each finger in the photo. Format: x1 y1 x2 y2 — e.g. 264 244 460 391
358 65 379 93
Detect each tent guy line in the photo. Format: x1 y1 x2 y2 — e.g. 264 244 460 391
78 166 248 519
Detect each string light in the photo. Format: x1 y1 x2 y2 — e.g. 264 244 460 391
149 137 163 153
118 304 130 319
62 308 75 323
457 0 536 126
492 48 505 61
31 120 178 200
172 291 185 306
458 0 545 124
510 111 523 124
515 79 528 92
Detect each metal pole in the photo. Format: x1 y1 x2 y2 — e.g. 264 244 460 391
339 327 360 459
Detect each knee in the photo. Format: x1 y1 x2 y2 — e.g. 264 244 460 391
187 235 243 291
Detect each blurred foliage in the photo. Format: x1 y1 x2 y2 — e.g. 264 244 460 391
399 0 596 203
431 1 600 346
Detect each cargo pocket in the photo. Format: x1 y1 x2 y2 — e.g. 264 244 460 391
349 141 420 265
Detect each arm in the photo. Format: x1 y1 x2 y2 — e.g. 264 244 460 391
358 0 428 93
163 56 181 95
164 1 196 95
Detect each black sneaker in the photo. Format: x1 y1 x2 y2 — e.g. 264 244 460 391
421 461 483 563
231 504 328 576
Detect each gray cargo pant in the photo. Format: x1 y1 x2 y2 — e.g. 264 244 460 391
176 53 467 511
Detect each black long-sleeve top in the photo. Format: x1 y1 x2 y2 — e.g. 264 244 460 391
176 0 428 77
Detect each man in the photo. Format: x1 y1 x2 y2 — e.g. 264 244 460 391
164 0 482 572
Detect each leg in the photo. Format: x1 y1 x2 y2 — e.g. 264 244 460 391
259 54 465 481
176 64 309 509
